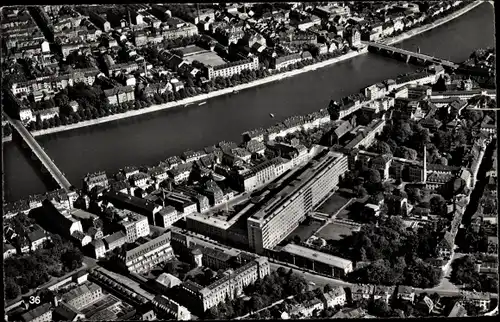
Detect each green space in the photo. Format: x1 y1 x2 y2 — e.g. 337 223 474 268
316 223 357 241
316 194 350 215
203 268 309 319
321 217 443 288
450 255 498 293
4 234 84 301
284 217 323 245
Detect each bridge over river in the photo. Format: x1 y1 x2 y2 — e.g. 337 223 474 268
5 113 73 191
363 40 460 69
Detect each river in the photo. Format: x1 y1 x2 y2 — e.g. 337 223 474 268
2 3 495 202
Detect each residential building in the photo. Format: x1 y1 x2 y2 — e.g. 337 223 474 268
350 284 375 302
207 57 259 80
397 285 416 304
103 231 127 252
83 171 109 192
90 239 106 259
3 243 17 259
119 211 150 243
321 286 347 308
152 295 192 320
62 282 103 310
202 180 224 205
462 291 491 312
41 200 83 238
233 158 281 192
117 232 174 274
164 191 197 215
102 191 163 224
155 205 180 228
20 303 52 322
104 85 135 105
180 256 270 313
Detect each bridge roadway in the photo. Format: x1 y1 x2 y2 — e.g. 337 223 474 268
6 114 72 191
362 40 460 69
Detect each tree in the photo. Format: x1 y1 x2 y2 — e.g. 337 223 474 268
61 248 83 271
277 267 287 276
366 169 382 185
373 140 393 155
369 299 391 317
260 308 271 319
251 295 264 311
450 256 481 289
393 121 414 145
430 195 447 217
205 306 219 319
5 277 21 300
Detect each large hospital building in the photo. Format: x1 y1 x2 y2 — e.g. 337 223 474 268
246 150 348 254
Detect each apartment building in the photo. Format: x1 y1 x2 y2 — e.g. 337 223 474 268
170 229 242 270
119 211 150 243
164 192 198 215
180 256 270 312
207 57 259 80
117 232 174 274
102 191 163 224
83 171 109 192
20 303 52 322
234 158 282 192
247 150 348 254
62 282 103 310
321 286 347 308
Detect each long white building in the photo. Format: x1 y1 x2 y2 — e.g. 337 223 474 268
247 150 348 254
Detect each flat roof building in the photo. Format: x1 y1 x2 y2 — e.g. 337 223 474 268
279 243 353 278
247 150 348 253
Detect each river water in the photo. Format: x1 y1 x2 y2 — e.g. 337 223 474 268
2 3 495 202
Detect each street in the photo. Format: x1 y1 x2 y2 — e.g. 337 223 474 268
269 260 498 299
269 262 352 288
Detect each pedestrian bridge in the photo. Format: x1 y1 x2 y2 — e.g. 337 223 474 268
6 114 72 191
363 41 460 69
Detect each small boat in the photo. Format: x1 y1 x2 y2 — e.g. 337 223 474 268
270 113 275 118
184 103 192 107
198 102 206 106
233 90 239 94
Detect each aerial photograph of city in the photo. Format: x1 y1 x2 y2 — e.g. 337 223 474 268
1 1 497 320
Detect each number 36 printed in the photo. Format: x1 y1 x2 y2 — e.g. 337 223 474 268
29 296 41 305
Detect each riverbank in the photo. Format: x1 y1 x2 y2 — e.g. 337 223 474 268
385 0 484 45
2 49 368 143
0 1 486 145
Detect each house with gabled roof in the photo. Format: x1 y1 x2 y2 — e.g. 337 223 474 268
437 230 454 259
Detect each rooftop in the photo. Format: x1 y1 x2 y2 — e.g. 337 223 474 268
282 243 352 270
250 150 344 221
